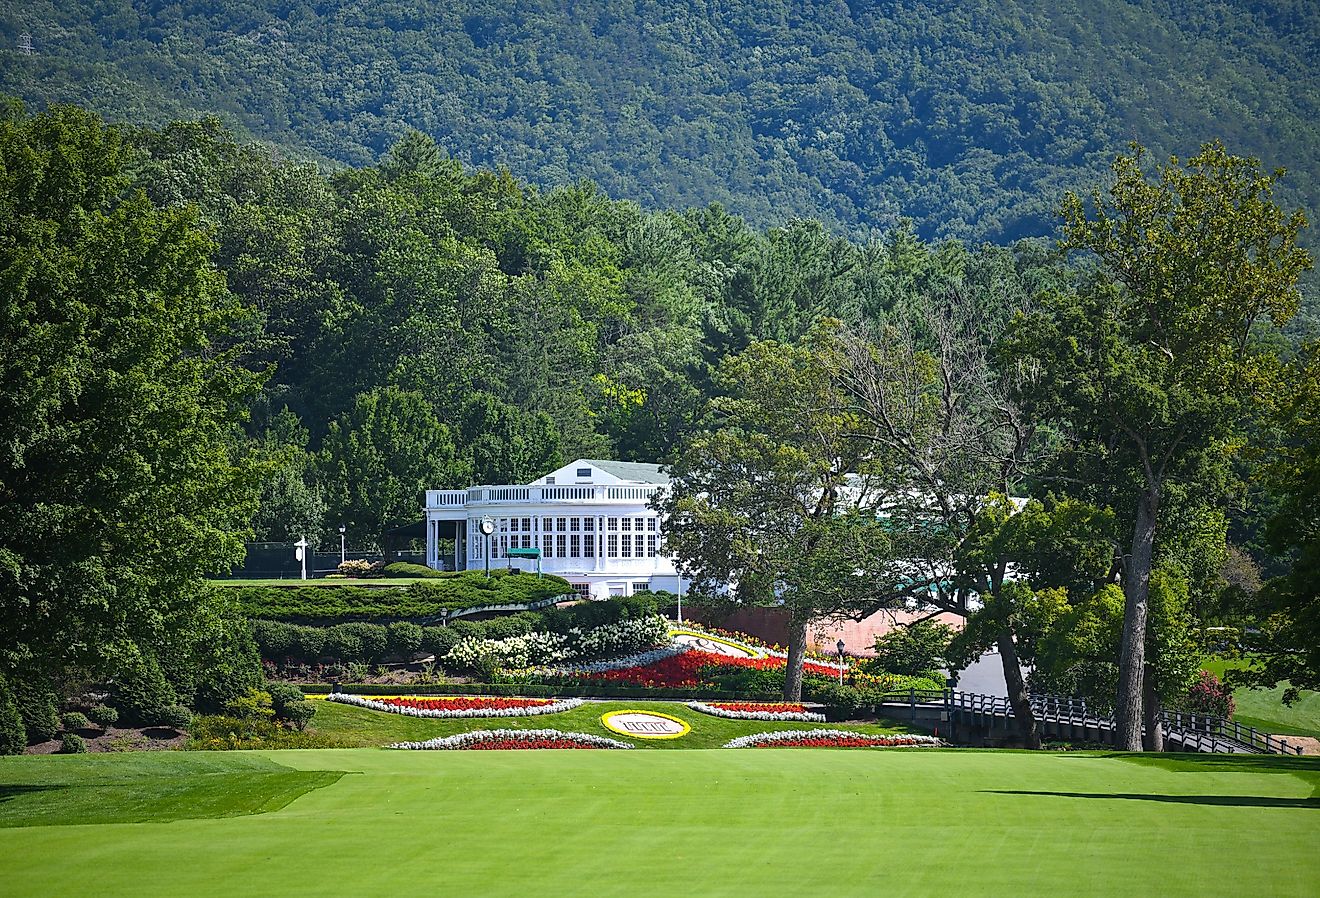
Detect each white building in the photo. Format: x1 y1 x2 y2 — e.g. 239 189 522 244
424 459 686 600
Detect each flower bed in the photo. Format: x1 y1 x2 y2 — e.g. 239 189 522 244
723 729 943 748
389 729 634 750
326 693 583 718
688 701 826 722
570 648 842 689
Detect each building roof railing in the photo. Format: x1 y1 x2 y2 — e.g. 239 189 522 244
426 484 665 511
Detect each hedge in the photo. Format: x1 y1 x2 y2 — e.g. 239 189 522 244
236 570 574 623
254 595 660 666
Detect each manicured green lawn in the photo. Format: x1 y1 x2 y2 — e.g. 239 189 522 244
1201 658 1320 739
303 698 917 749
1 748 1316 897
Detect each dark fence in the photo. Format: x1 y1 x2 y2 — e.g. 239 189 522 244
217 542 428 579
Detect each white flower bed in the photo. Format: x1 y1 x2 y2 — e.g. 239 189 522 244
536 642 693 677
723 729 944 748
445 615 671 672
688 701 826 723
326 693 584 718
389 728 635 750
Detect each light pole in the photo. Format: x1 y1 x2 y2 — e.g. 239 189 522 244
479 517 495 579
294 538 308 581
836 639 846 686
338 524 346 566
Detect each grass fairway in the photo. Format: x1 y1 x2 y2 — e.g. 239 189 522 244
1 749 1317 897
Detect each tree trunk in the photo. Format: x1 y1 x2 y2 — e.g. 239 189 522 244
1142 663 1164 752
1115 489 1158 751
997 628 1041 750
783 618 809 701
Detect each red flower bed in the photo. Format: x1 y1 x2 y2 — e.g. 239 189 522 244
709 702 808 714
751 735 930 748
463 737 610 750
380 697 555 712
579 650 838 688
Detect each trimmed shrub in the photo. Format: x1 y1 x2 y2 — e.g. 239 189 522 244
158 705 193 730
60 733 88 754
13 681 60 743
265 682 305 718
87 704 119 728
484 615 534 640
447 620 487 640
1185 670 1235 718
387 621 423 658
282 700 317 731
253 619 298 657
113 654 176 726
224 689 274 721
293 624 326 659
61 711 91 732
0 674 25 755
323 623 388 662
420 626 461 659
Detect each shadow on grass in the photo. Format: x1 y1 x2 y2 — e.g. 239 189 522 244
982 789 1320 809
0 784 61 804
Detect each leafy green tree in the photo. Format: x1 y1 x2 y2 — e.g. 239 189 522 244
659 324 908 700
251 408 327 545
457 393 561 485
319 387 469 547
872 621 954 679
1238 343 1320 699
0 103 262 698
1000 142 1311 749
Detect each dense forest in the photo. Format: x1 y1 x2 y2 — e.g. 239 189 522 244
2 1 1317 243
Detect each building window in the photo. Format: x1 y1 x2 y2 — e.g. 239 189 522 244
546 476 556 485
609 585 625 597
521 534 531 549
542 534 553 558
583 517 595 532
571 582 591 598
569 517 580 532
576 467 592 477
570 535 580 557
607 517 618 531
557 535 566 557
621 517 630 531
543 516 554 532
607 534 618 557
647 518 657 531
633 581 650 594
583 534 595 557
635 517 645 532
621 535 631 558
647 534 657 557
521 517 531 532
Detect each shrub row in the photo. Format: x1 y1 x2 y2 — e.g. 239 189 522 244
303 682 785 701
233 570 575 623
254 594 659 665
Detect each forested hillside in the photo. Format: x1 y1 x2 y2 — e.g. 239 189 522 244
2 1 1317 242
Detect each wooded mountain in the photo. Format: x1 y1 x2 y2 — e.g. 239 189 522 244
2 1 1316 242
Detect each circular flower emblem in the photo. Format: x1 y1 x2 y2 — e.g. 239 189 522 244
600 709 692 739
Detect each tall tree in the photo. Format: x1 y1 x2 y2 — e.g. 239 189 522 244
319 387 470 548
1001 142 1311 749
0 103 262 701
658 324 904 700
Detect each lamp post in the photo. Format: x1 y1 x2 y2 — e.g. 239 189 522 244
836 639 846 686
338 524 346 566
294 538 308 581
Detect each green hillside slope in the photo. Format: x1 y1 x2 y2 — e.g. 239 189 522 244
2 1 1316 241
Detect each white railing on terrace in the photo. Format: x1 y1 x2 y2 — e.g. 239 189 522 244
428 484 664 509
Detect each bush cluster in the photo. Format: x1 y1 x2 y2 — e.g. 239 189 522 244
0 674 25 755
254 594 659 668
